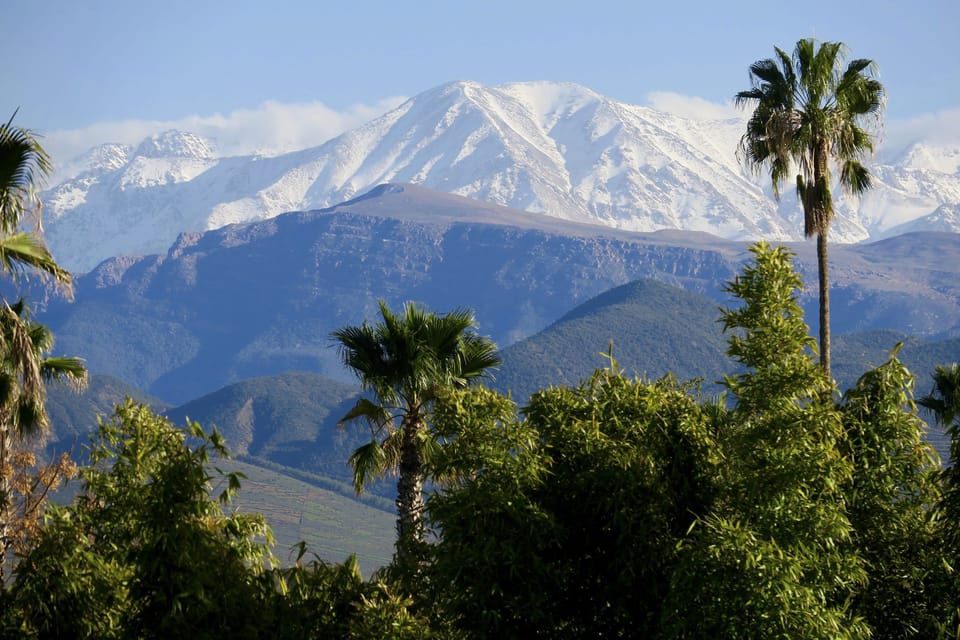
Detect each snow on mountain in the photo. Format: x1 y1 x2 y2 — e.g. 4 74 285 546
881 202 960 237
893 142 960 174
41 81 960 272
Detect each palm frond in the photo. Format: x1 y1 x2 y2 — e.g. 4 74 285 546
0 116 52 235
13 394 46 438
840 161 871 196
40 356 88 391
338 397 394 436
0 232 72 286
381 428 403 470
0 298 86 443
919 364 960 428
458 334 502 383
348 440 390 494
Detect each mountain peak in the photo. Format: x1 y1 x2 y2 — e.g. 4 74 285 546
894 142 960 174
133 130 216 159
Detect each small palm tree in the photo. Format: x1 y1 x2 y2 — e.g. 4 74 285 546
920 364 960 432
331 300 500 561
919 363 960 632
919 364 960 509
0 298 86 580
735 39 884 379
0 112 70 284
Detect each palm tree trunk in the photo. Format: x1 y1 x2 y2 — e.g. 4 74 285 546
395 413 425 565
0 422 10 584
817 231 831 380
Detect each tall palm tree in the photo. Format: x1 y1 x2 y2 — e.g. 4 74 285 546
0 298 86 580
331 300 500 561
0 114 82 580
0 113 70 285
735 39 884 379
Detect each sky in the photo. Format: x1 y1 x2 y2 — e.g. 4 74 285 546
5 0 959 169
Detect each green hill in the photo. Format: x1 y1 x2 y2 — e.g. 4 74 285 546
44 374 169 449
494 279 958 459
493 279 732 402
163 372 365 482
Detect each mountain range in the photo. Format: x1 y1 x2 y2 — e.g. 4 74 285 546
41 263 957 500
29 184 960 407
41 81 960 273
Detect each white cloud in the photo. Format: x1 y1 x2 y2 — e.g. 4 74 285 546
645 91 742 121
881 108 960 157
42 96 407 180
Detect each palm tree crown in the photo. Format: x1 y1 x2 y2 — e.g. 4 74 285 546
334 301 500 421
919 364 960 432
735 38 884 379
0 299 87 440
331 300 500 560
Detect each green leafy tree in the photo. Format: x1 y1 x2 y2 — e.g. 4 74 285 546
662 243 868 639
0 299 85 582
271 551 441 640
424 368 717 639
736 39 884 378
331 300 500 563
4 401 276 639
838 348 944 638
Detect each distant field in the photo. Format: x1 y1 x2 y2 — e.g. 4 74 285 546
217 458 394 576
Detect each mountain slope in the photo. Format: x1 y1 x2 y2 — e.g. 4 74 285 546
42 81 960 272
494 279 731 402
44 374 169 448
163 372 366 485
494 282 958 459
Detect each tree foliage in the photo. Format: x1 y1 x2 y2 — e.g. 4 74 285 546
838 348 945 638
3 401 276 639
663 243 868 639
424 364 717 638
920 363 960 636
2 400 439 639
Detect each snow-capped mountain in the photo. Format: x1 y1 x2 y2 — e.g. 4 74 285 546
41 81 960 272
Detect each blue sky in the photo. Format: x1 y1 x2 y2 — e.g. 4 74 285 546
5 0 959 165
